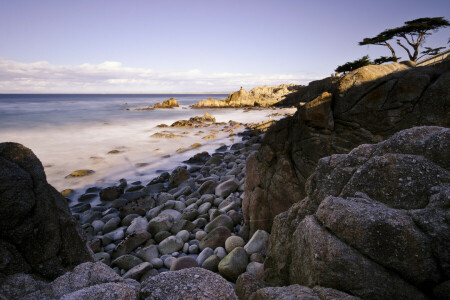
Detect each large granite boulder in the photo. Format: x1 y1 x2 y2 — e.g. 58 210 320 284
0 262 138 300
192 84 300 108
243 60 450 234
0 143 93 280
140 267 237 299
263 126 450 299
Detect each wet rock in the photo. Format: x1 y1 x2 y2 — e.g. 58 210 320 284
65 169 95 178
100 186 123 201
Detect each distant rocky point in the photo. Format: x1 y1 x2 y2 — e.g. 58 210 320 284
136 98 179 110
192 84 301 108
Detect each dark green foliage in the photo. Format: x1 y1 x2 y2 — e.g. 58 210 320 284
373 56 399 65
418 46 447 60
335 55 372 74
359 17 450 61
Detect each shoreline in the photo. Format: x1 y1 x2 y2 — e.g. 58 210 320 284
72 117 270 286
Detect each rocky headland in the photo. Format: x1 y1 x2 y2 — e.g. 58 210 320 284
1 59 449 300
192 84 300 108
135 98 180 111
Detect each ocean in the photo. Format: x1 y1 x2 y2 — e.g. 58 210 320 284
0 94 294 203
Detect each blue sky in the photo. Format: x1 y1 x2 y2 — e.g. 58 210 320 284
0 0 449 93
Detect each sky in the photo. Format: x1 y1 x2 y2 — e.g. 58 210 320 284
0 0 449 93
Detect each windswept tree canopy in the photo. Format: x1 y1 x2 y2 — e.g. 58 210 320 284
359 17 449 62
335 55 372 74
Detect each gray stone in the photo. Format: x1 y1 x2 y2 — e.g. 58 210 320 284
244 229 270 256
196 247 214 266
176 230 190 242
91 220 105 234
188 244 199 254
214 247 227 260
111 254 143 270
170 256 199 271
195 230 207 241
125 216 148 236
112 230 151 258
136 245 159 262
198 202 212 215
147 214 174 236
103 217 121 234
121 214 141 226
154 231 171 243
158 236 184 255
122 262 153 280
201 254 221 272
246 262 263 275
205 214 234 233
225 236 245 253
218 247 248 282
215 178 239 198
150 258 163 269
164 256 176 269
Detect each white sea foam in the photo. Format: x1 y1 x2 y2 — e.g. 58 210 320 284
0 97 295 204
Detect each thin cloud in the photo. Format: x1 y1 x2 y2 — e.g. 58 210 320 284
0 57 319 93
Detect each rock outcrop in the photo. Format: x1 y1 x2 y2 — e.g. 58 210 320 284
140 267 237 299
0 143 94 280
275 76 336 107
192 84 300 108
263 126 450 299
136 98 179 110
243 60 450 234
0 262 138 299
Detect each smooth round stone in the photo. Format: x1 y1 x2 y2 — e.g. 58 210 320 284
197 202 212 215
169 256 198 271
122 214 140 226
189 239 200 246
225 236 245 253
218 247 248 282
196 247 214 266
171 252 180 257
104 243 117 252
94 252 111 265
201 254 221 272
182 242 189 254
246 262 263 275
158 236 184 255
176 230 190 242
195 231 207 241
164 256 176 269
160 254 171 262
91 220 105 233
154 231 172 243
150 258 163 269
214 247 227 260
102 217 121 234
188 245 199 254
111 254 143 270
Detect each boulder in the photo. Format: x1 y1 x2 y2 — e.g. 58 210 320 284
153 97 179 108
235 272 268 300
249 284 359 300
264 127 450 299
0 262 138 299
0 142 93 279
244 60 450 234
140 267 237 299
218 247 248 282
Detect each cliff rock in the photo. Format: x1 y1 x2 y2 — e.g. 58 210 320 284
263 126 450 299
243 61 450 234
192 84 300 108
0 142 94 280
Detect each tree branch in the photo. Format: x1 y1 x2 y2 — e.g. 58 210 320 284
397 39 413 60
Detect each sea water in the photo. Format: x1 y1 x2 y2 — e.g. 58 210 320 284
0 94 295 202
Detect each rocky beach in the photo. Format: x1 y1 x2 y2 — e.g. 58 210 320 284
1 58 450 300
